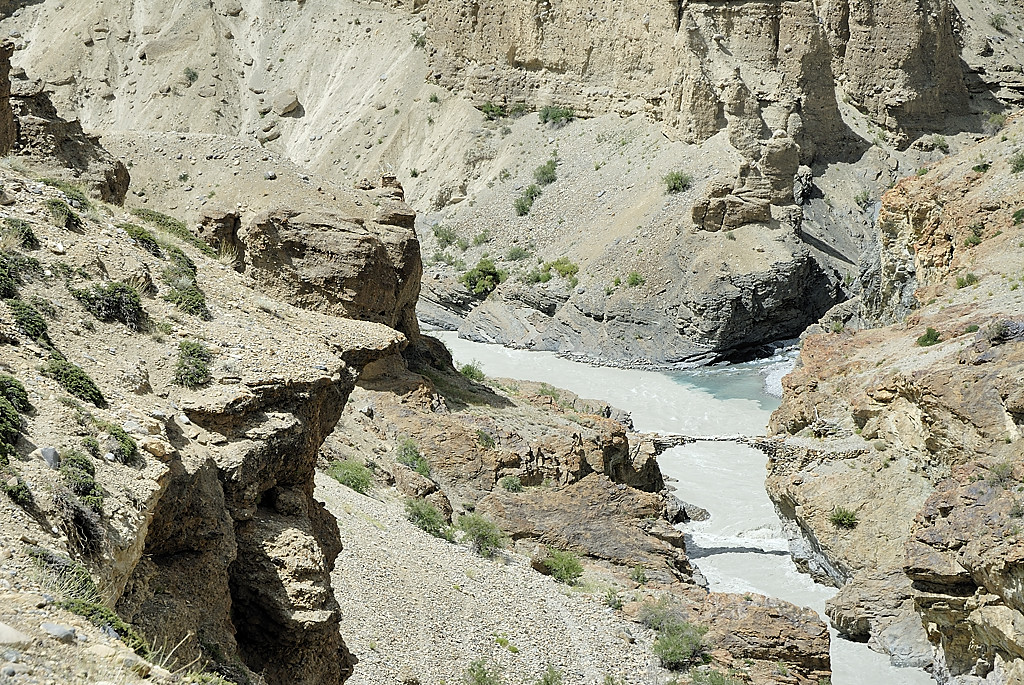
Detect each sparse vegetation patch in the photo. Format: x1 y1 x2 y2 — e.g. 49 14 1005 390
42 357 105 407
327 459 373 494
72 282 145 330
173 341 213 389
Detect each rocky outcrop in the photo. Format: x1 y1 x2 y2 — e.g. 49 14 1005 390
198 177 422 342
114 327 405 685
6 67 129 203
766 117 1024 678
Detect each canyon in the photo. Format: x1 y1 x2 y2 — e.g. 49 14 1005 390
0 0 1020 683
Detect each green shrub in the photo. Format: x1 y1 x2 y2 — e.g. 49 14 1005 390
604 588 623 609
664 171 692 193
162 247 210 318
458 513 506 557
42 358 105 407
535 665 564 685
538 106 575 126
3 218 39 249
477 430 495 449
432 224 457 249
326 459 373 494
59 598 148 655
990 13 1007 30
464 659 504 685
2 477 32 507
965 324 980 334
0 255 19 299
1011 153 1024 174
534 158 558 185
989 460 1015 485
459 361 485 382
506 246 530 261
545 257 578 280
514 184 542 216
405 498 453 540
93 421 139 466
5 299 48 340
498 475 522 492
397 438 430 476
473 230 491 246
829 506 859 529
173 341 213 389
165 283 210 318
481 102 507 120
0 375 30 413
627 272 644 287
0 397 20 462
72 282 146 330
460 258 504 296
44 198 83 230
931 135 949 154
652 621 707 670
410 31 426 48
916 327 941 347
131 208 214 256
956 273 979 288
41 179 90 209
543 547 583 585
526 268 553 283
119 223 161 256
60 450 103 512
630 565 648 584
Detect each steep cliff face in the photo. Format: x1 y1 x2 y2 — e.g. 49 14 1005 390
427 0 848 155
766 115 1024 680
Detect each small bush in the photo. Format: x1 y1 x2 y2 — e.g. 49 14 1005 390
931 135 949 154
411 31 426 48
543 548 583 585
458 513 506 557
72 282 146 330
965 324 980 334
3 218 39 249
44 198 83 230
990 13 1007 30
464 659 504 685
429 93 440 104
327 459 373 494
477 430 495 449
119 223 161 256
0 397 20 461
498 475 522 492
535 665 564 685
173 341 213 389
131 208 214 256
481 102 507 120
1011 153 1024 174
664 171 692 193
460 258 504 296
459 361 485 382
0 254 20 299
690 669 745 685
638 596 682 630
539 106 575 126
1013 209 1024 225
653 621 707 670
506 246 530 261
627 272 644 287
2 477 32 507
989 460 1014 485
397 437 430 476
94 421 139 466
630 565 648 584
52 487 103 554
184 67 199 85
916 327 941 347
60 598 148 655
545 257 578 280
956 273 979 288
42 358 105 407
604 588 623 609
433 224 457 249
829 506 859 529
473 230 491 246
41 179 90 209
514 184 542 216
854 190 871 208
5 299 48 340
534 158 558 185
0 375 30 413
60 450 103 512
405 498 453 540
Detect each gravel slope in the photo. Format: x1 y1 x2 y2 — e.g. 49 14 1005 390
316 473 660 685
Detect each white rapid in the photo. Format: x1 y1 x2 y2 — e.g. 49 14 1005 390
434 332 934 685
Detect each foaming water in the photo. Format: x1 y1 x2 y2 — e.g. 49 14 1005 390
435 332 934 685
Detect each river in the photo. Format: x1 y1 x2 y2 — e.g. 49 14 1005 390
434 331 934 685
